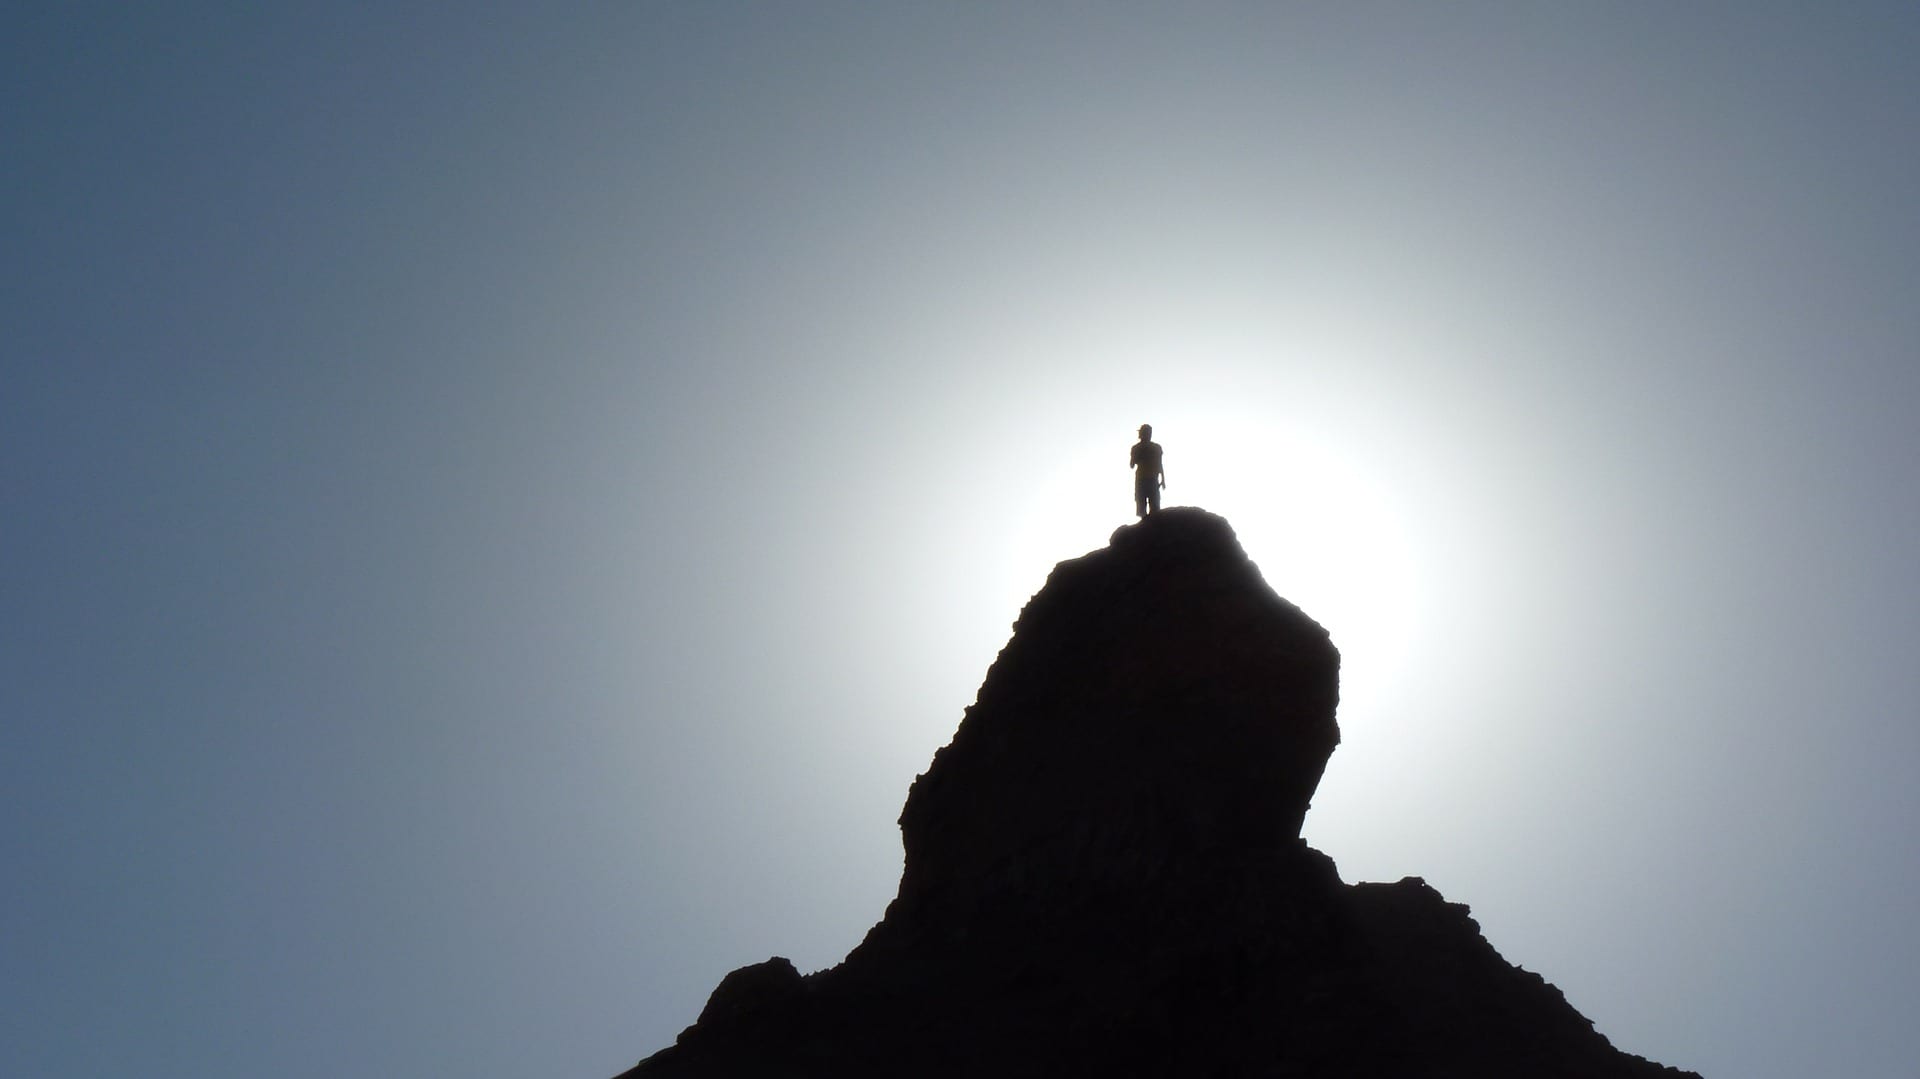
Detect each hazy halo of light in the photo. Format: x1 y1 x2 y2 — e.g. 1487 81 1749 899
9 7 1918 1079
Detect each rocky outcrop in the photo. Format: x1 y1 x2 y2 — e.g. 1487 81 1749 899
617 508 1698 1078
894 507 1341 927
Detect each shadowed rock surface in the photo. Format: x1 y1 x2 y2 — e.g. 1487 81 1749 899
618 508 1699 1078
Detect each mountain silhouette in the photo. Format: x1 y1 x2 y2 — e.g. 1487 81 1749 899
617 508 1699 1078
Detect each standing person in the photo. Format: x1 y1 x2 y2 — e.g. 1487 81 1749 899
1130 424 1165 517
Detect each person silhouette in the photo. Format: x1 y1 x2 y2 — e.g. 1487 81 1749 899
1130 424 1165 517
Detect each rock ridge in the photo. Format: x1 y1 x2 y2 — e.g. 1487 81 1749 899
616 508 1699 1078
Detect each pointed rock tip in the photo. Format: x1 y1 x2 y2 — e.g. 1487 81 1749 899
1107 504 1244 550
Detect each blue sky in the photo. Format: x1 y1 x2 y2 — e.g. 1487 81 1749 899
6 5 1918 1076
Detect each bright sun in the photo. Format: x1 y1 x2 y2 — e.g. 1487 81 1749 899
1002 419 1424 704
1197 434 1422 693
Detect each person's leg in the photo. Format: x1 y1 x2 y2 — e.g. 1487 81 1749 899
1148 483 1161 514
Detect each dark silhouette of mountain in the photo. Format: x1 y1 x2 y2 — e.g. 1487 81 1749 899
617 508 1699 1078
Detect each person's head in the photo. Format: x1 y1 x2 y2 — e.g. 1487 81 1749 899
1138 424 1153 440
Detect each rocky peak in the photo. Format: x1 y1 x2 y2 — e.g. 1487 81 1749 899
895 507 1339 922
614 509 1699 1079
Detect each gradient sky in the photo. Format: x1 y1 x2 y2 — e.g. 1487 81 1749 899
7 5 1918 1077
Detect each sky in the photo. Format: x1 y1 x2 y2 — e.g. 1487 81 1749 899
6 4 1918 1077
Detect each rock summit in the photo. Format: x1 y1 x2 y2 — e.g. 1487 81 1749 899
618 508 1698 1078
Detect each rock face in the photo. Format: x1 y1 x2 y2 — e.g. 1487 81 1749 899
619 508 1698 1078
896 507 1341 927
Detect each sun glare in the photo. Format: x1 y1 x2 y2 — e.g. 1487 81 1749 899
1208 441 1422 695
996 417 1424 704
